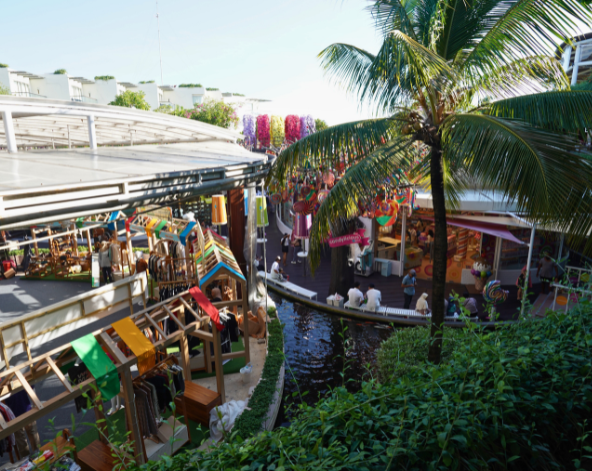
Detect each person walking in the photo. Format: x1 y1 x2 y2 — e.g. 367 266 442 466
402 269 417 309
537 252 559 295
291 238 301 264
99 241 113 284
281 233 290 267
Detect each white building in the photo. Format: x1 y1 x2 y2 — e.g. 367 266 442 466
560 32 592 85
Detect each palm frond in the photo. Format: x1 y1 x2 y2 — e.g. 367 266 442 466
269 119 396 187
460 0 591 79
318 43 376 96
361 30 455 112
437 0 503 61
307 137 414 270
367 0 419 40
442 114 592 236
486 90 592 133
464 55 569 105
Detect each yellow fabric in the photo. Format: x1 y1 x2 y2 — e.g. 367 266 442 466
145 218 159 237
112 317 155 375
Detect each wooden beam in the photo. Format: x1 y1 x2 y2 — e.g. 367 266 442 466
121 366 144 464
163 305 185 330
14 370 43 410
144 314 167 340
189 330 213 341
99 333 128 365
46 357 74 393
212 328 225 403
179 297 202 322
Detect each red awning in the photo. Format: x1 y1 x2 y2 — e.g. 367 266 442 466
189 286 224 331
420 217 525 245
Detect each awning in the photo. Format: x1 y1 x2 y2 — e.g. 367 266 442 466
420 217 525 245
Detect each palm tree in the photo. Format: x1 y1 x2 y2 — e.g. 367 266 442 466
270 0 592 363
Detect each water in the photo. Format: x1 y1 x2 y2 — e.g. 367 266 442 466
271 294 394 425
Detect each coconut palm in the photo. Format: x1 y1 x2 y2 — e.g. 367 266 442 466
270 0 592 363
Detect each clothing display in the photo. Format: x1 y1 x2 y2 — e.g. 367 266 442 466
49 455 81 471
0 402 16 456
67 363 91 413
131 360 186 439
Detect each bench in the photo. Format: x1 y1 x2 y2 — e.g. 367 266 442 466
258 271 318 300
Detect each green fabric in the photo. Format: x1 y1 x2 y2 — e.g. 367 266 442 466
154 220 168 239
71 334 119 401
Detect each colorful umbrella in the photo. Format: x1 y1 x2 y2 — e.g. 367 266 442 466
375 199 399 227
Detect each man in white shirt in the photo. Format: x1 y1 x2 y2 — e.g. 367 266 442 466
271 256 282 280
347 281 364 308
366 283 382 312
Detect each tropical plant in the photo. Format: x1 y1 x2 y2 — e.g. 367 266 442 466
270 115 285 147
270 0 592 363
206 87 219 91
108 90 150 110
94 75 115 81
0 63 8 68
315 118 328 131
178 83 203 88
54 69 67 75
187 98 238 128
0 84 9 95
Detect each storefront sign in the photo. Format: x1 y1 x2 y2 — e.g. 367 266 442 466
328 229 369 248
91 253 100 288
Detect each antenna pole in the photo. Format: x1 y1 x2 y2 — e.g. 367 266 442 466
156 1 164 85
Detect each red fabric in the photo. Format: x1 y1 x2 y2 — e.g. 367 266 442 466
189 286 224 331
207 228 225 242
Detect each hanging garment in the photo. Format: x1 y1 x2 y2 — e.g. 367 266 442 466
68 363 91 413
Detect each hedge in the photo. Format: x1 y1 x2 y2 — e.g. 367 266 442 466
140 303 592 470
232 320 284 438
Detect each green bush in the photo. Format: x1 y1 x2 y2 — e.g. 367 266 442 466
94 75 115 81
178 83 203 88
187 99 238 129
375 326 464 382
109 90 150 110
232 320 284 439
139 80 155 84
54 69 67 75
0 63 8 68
139 303 592 470
205 87 219 91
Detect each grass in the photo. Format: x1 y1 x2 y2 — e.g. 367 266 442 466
191 339 246 380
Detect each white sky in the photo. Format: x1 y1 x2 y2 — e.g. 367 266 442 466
0 0 385 125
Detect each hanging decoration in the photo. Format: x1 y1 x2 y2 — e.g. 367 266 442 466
317 189 330 203
375 199 399 226
483 280 509 304
322 170 335 186
257 114 270 148
270 115 285 147
306 115 316 134
243 114 256 146
270 193 282 205
328 229 370 248
300 116 310 139
285 115 301 143
293 200 315 215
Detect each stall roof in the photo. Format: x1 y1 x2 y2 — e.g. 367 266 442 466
420 216 526 245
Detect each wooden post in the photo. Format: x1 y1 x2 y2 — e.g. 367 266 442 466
121 366 145 465
227 188 247 275
93 392 109 445
85 230 92 257
31 229 38 257
126 225 133 273
178 306 191 382
212 328 225 403
203 321 212 374
242 280 250 364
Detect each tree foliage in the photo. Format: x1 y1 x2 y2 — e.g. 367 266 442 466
54 69 67 75
270 0 592 363
94 75 115 81
187 99 238 129
315 118 329 131
178 83 203 88
0 84 9 95
108 90 151 110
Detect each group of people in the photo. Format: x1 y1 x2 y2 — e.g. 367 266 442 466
347 282 382 311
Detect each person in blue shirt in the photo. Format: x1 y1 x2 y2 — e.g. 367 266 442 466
401 269 417 309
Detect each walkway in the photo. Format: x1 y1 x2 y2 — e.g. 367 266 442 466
262 212 534 321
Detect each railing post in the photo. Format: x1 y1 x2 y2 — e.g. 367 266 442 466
87 115 97 150
2 111 17 153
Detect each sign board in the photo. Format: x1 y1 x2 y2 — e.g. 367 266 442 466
138 205 173 222
327 229 369 248
91 253 100 288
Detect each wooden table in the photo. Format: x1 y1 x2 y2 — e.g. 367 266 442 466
174 381 222 427
77 440 132 471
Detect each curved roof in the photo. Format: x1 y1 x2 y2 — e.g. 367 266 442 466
0 95 240 148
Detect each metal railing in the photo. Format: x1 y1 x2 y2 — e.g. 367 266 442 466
11 91 47 98
71 96 97 103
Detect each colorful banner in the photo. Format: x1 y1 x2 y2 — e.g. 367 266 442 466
112 318 155 375
70 334 119 401
328 229 369 248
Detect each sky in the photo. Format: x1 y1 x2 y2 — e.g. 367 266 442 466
0 0 385 125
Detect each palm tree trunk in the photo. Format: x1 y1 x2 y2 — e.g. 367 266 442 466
427 144 447 364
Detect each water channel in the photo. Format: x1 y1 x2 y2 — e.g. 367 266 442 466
271 294 395 426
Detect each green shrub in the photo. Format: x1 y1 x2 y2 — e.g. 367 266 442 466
139 303 592 470
54 69 67 75
178 83 203 88
205 87 219 91
139 80 155 84
187 99 238 129
0 63 8 68
109 90 150 110
232 320 284 438
94 75 115 81
375 326 464 382
315 118 328 131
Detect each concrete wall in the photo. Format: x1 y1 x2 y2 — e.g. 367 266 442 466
31 74 72 101
164 87 205 109
131 83 162 110
82 79 119 104
0 69 32 96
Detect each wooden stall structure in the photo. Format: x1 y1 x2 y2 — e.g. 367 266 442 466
0 289 228 468
194 228 250 368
